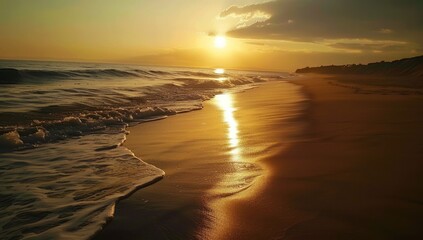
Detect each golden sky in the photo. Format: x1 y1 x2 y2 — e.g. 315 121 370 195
0 0 422 71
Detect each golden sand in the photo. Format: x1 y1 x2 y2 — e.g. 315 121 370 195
95 76 423 239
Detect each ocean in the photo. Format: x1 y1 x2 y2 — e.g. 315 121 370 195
0 60 290 239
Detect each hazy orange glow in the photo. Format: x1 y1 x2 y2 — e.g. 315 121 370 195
0 1 419 72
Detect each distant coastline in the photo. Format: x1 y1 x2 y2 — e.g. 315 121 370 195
296 55 423 79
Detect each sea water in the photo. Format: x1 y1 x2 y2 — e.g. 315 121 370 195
0 60 289 239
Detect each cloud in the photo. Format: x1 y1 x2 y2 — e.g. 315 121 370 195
219 5 271 29
220 0 423 48
378 28 394 34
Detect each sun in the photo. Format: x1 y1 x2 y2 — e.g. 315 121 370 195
214 36 227 49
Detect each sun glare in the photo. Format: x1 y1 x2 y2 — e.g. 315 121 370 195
214 68 225 74
214 36 227 49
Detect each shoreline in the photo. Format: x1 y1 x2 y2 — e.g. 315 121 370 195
94 74 423 239
93 80 306 239
218 74 423 239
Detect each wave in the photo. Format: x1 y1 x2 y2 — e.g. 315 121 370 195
0 62 290 239
0 68 22 84
0 131 164 240
0 68 161 84
0 106 181 152
0 75 268 151
0 66 280 85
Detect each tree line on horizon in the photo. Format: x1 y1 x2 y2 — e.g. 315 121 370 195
296 55 423 78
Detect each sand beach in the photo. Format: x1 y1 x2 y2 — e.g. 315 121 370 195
96 75 423 239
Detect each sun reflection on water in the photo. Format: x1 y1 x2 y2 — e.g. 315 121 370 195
215 93 240 161
214 68 225 74
214 68 227 82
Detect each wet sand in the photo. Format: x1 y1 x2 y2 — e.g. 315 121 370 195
93 81 305 239
216 75 423 239
93 91 231 240
95 75 423 239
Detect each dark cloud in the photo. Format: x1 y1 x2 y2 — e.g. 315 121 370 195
221 0 423 46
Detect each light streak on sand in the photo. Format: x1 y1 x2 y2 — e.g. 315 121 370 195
215 93 240 161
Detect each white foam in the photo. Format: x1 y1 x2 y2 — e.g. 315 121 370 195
0 133 164 240
0 131 23 149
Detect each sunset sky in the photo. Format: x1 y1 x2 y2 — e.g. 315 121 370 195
1 0 422 71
